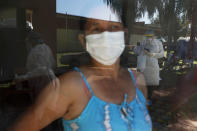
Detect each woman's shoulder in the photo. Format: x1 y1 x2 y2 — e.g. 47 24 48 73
51 68 89 105
58 66 91 90
58 69 83 88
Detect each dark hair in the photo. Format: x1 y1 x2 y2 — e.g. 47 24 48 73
27 31 44 44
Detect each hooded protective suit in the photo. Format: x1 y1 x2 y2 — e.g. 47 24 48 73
137 38 164 86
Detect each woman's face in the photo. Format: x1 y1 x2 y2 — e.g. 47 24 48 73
84 19 124 35
78 19 126 66
79 19 126 48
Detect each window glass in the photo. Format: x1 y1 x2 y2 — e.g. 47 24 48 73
1 0 197 131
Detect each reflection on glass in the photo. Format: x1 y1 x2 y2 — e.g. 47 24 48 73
0 0 197 131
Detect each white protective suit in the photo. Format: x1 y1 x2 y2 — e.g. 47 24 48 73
26 43 56 79
15 43 56 80
134 43 147 72
137 39 164 86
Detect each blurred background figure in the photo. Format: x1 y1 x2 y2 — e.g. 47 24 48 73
26 31 56 99
134 42 146 72
135 30 164 100
176 37 193 67
177 37 188 60
25 31 56 80
15 31 56 99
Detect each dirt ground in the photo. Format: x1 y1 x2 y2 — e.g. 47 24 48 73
150 68 197 131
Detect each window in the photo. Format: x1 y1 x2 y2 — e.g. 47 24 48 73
1 0 197 131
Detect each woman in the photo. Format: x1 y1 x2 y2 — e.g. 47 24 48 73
10 6 152 131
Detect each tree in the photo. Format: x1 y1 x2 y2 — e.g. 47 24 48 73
103 0 197 56
102 0 162 47
103 0 142 36
183 0 197 58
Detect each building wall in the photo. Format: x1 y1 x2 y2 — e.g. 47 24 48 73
0 7 27 72
0 7 16 20
129 34 145 45
57 28 83 53
0 0 57 73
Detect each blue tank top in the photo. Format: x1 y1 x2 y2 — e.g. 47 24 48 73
62 67 152 131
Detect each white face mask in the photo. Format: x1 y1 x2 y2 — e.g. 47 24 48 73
85 31 125 65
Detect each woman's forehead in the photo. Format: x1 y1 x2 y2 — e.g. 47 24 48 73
85 19 123 29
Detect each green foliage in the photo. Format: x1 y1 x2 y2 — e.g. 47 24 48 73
103 0 197 46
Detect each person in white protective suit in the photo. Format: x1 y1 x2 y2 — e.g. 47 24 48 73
136 30 164 99
26 32 56 97
15 31 56 99
25 31 56 80
134 42 146 72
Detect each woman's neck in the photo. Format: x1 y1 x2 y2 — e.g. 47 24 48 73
88 59 121 80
